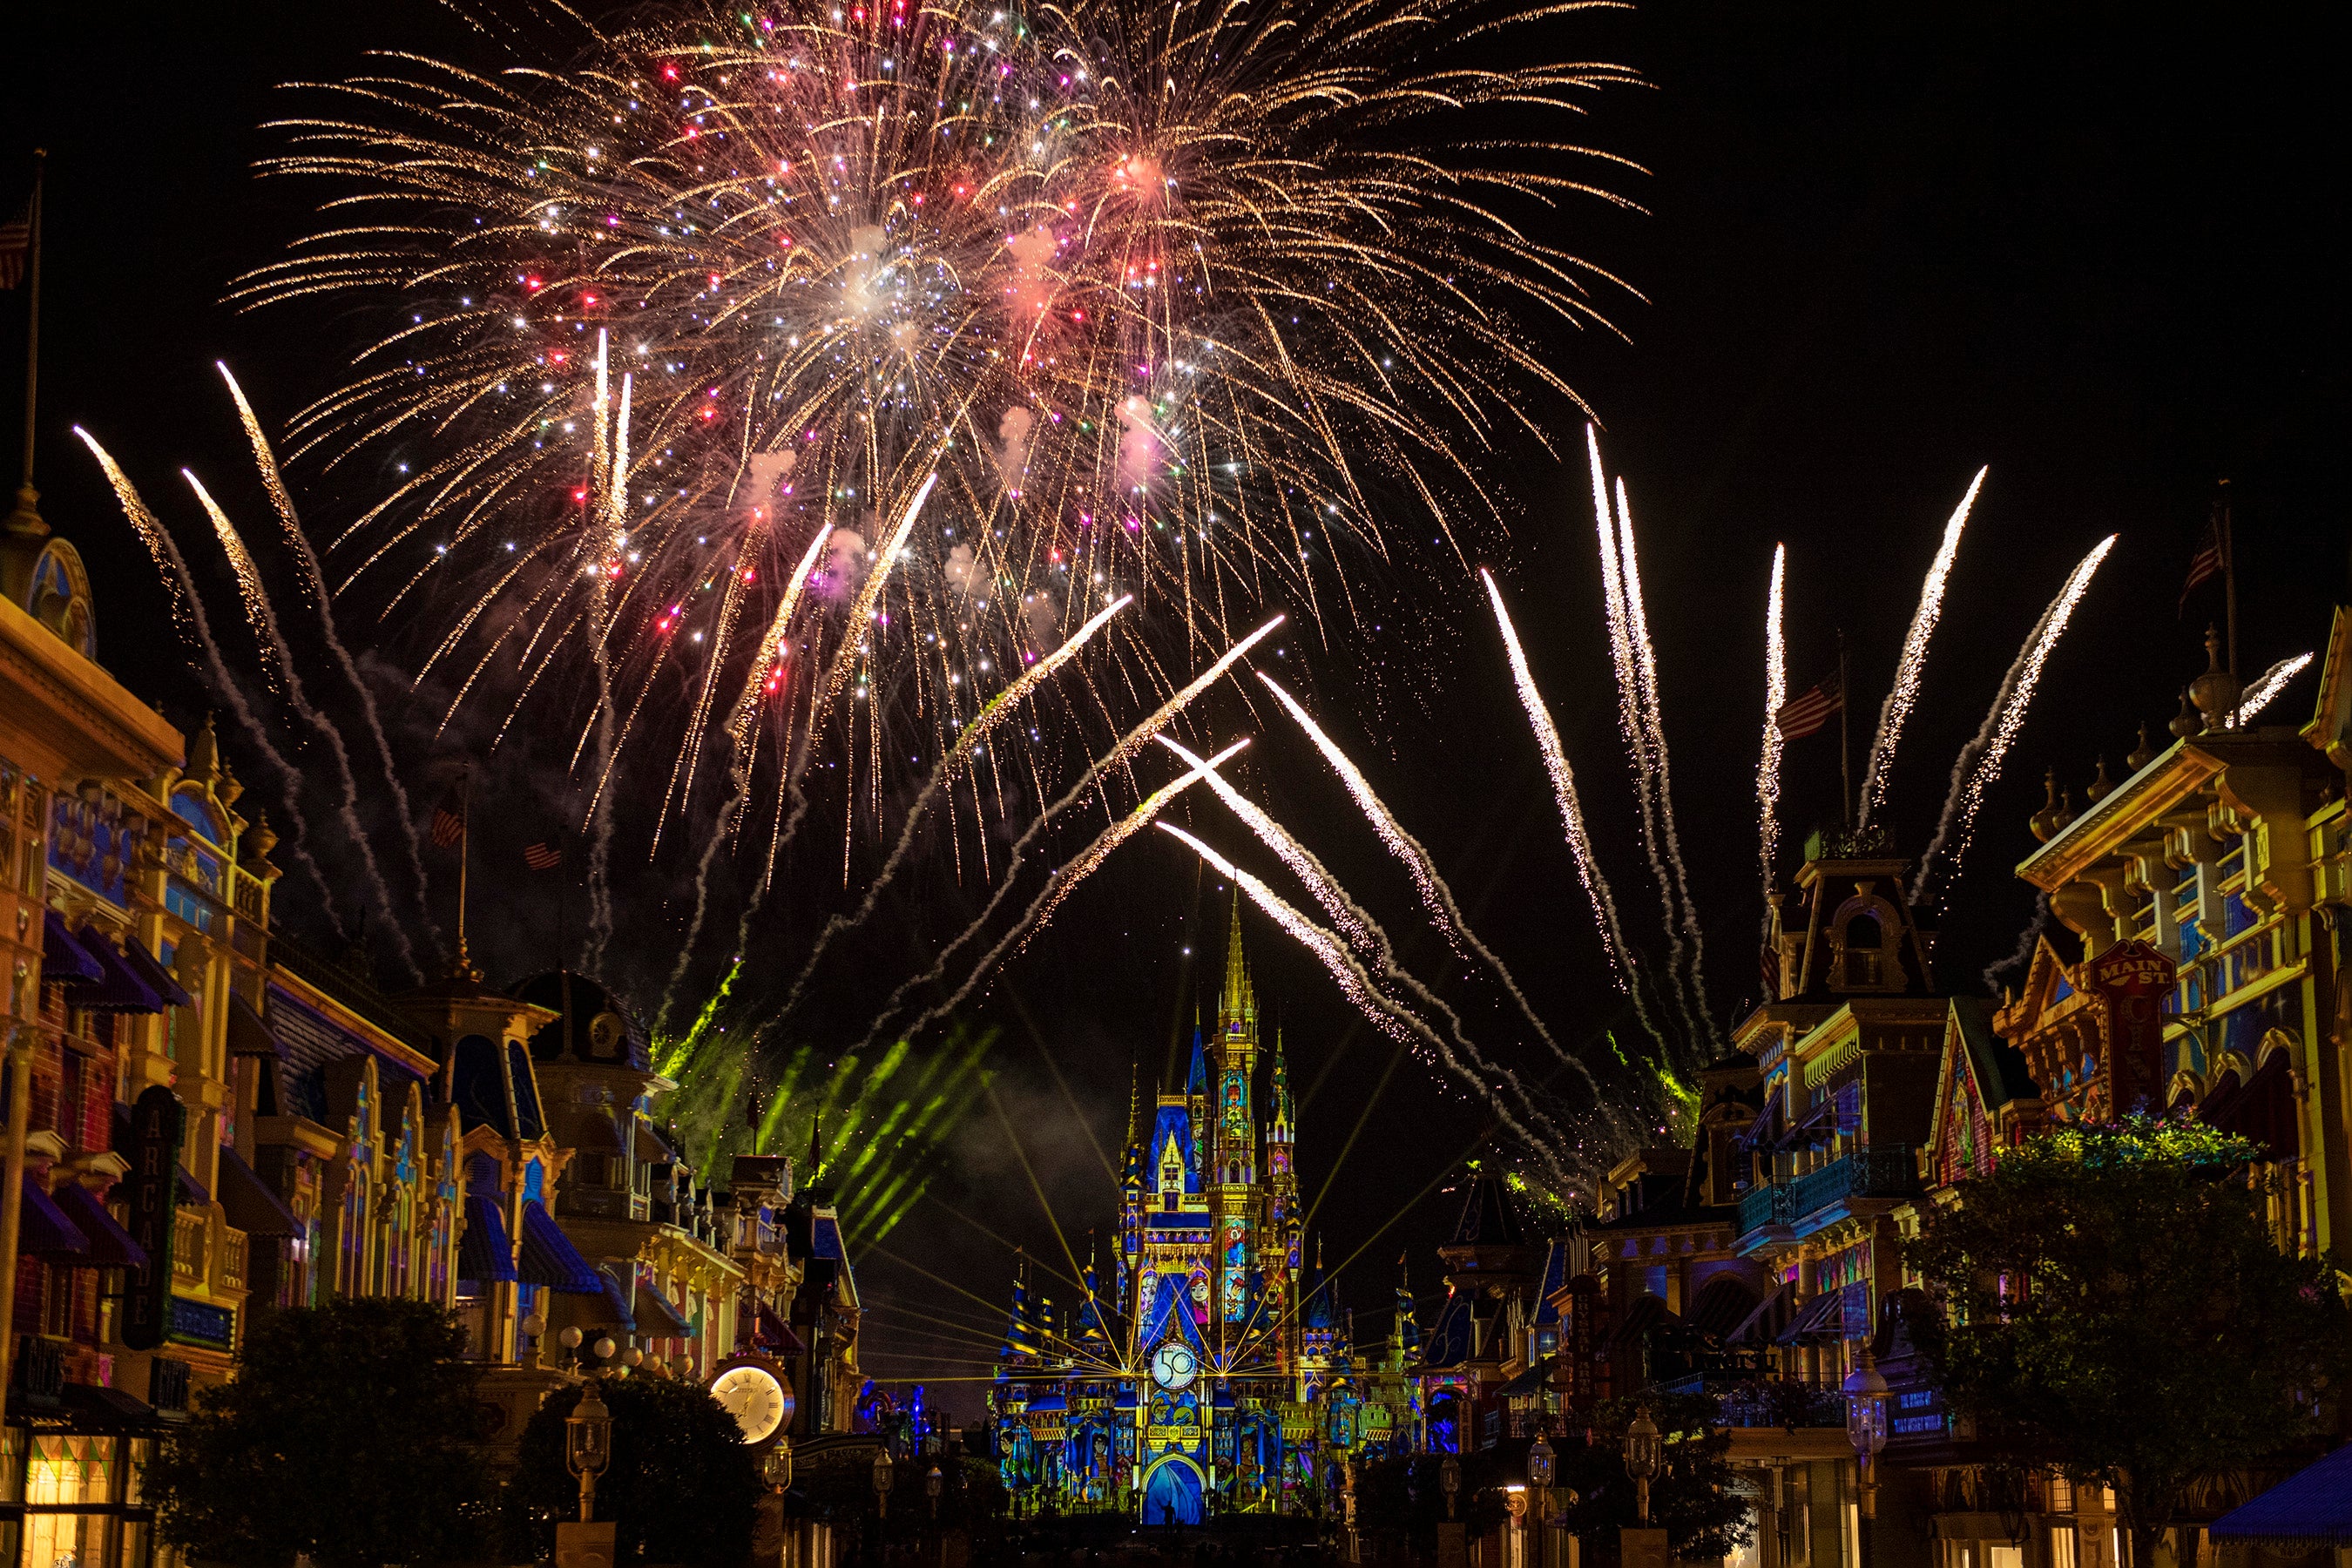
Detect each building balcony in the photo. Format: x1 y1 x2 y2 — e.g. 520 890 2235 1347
1736 1146 1919 1252
1655 1371 1849 1429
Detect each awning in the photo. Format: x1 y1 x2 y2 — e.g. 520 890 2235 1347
117 938 194 1009
64 930 168 1014
755 1301 807 1355
578 1268 636 1331
228 993 282 1058
637 1279 694 1336
178 1165 209 1205
1728 1282 1796 1346
457 1194 517 1284
517 1201 604 1292
1689 1277 1766 1341
47 1182 148 1269
2209 1443 2352 1547
1609 1292 1676 1347
1494 1355 1557 1398
17 1176 91 1258
40 911 104 985
1774 1288 1845 1345
217 1147 301 1238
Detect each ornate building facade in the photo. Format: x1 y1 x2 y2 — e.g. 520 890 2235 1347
990 905 1416 1524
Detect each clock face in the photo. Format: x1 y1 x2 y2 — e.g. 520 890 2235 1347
1151 1342 1198 1390
711 1364 791 1444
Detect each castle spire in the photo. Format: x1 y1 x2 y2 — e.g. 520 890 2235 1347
1220 886 1254 1034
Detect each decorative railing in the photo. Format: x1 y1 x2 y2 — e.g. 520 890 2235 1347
1739 1146 1919 1237
268 929 439 1054
173 1211 208 1282
219 1227 249 1293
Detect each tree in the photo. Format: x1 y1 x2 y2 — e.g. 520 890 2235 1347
509 1374 760 1564
146 1297 490 1566
1558 1394 1754 1562
1909 1115 2351 1568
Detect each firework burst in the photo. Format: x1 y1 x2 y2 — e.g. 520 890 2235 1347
233 0 1639 868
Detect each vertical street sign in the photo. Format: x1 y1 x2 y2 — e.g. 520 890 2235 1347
122 1084 185 1351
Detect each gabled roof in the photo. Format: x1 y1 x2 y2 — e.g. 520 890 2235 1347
1953 997 2038 1108
1531 1239 1571 1328
1150 1102 1200 1193
1419 1288 1475 1369
1138 1270 1208 1356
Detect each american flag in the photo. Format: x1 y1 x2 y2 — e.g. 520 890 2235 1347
1774 671 1843 741
2179 504 2227 615
429 781 467 848
0 200 30 291
523 837 564 871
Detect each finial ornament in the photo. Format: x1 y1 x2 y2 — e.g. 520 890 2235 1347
2029 768 2064 842
2089 755 2112 801
2187 622 2243 731
2167 686 2203 740
2126 722 2156 772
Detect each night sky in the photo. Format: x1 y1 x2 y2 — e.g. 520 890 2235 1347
9 2 2344 1413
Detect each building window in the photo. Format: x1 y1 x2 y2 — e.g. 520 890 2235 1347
2047 1529 2077 1568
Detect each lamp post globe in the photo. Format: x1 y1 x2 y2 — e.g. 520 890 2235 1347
565 1381 615 1524
873 1446 896 1518
766 1436 794 1492
1842 1347 1890 1520
926 1463 944 1521
1440 1454 1462 1520
1528 1435 1555 1489
1624 1407 1662 1525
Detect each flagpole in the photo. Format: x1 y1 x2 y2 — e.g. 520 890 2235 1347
7 150 44 537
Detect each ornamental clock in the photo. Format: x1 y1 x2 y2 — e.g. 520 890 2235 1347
710 1355 795 1448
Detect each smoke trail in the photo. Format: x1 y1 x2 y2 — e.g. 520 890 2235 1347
2237 652 2315 722
78 429 345 934
1981 892 2048 996
840 616 1284 1051
1860 467 1986 828
855 742 1247 1050
1156 824 1582 1193
218 363 442 961
1613 477 1716 1051
658 521 841 1034
1911 534 2116 904
1164 737 1608 1112
748 593 1134 1033
183 471 419 981
1758 543 1788 938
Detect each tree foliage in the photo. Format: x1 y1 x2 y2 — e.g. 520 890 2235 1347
1909 1115 2351 1568
1558 1394 1754 1562
510 1375 762 1564
146 1297 490 1566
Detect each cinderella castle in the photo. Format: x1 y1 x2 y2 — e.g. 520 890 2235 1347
990 902 1420 1524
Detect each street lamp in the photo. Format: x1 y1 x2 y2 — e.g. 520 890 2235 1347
566 1381 614 1524
1842 1346 1889 1520
873 1446 896 1519
1623 1407 1662 1526
927 1464 944 1521
767 1436 794 1492
1441 1453 1462 1520
1528 1435 1556 1568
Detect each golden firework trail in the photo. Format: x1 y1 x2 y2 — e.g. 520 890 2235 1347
1859 467 1986 828
217 363 439 955
75 429 345 931
1912 533 2116 902
759 593 1136 1030
1153 734 1375 956
1758 541 1788 936
1479 569 1628 985
1249 676 1595 1093
1608 469 1714 1050
1162 736 1606 1126
875 740 1249 1050
839 614 1281 1051
2238 652 2315 723
183 470 418 977
1153 822 1582 1193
